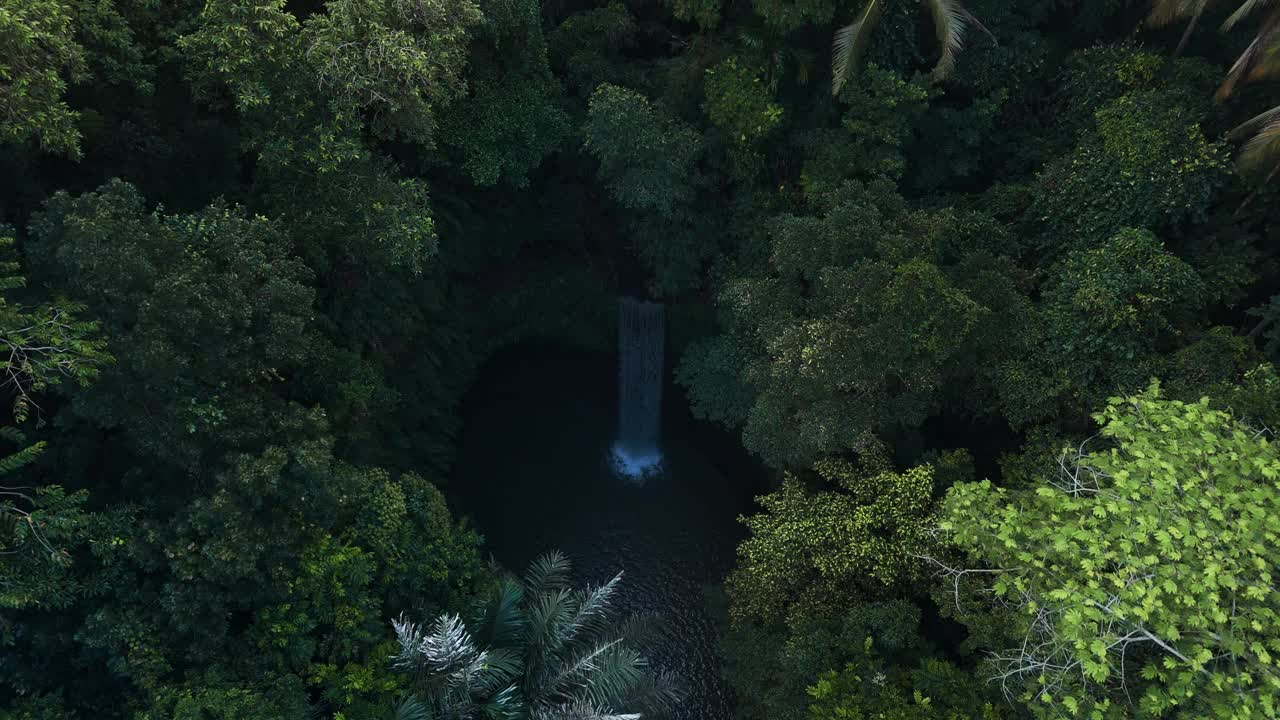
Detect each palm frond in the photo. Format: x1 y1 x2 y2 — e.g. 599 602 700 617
769 48 788 92
1219 13 1280 97
625 668 686 716
1219 30 1262 97
1236 113 1280 176
960 6 996 44
536 639 624 705
524 587 577 673
792 48 816 86
388 553 676 720
612 611 665 654
583 645 646 709
531 702 641 720
559 572 624 647
927 0 968 81
476 647 524 696
831 0 884 97
1171 0 1213 54
388 695 433 720
1228 103 1280 141
1223 0 1276 30
392 615 432 673
474 578 525 648
0 426 26 445
524 550 572 595
1246 17 1280 79
1147 0 1204 26
392 614 477 673
1228 108 1280 208
475 683 523 720
392 613 490 693
737 29 765 49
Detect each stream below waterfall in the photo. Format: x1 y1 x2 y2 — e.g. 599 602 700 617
451 342 767 719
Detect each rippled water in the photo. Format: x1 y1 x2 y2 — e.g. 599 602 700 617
452 343 765 719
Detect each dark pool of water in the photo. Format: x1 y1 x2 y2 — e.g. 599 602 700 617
451 342 766 719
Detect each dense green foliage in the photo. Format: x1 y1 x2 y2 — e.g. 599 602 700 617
0 228 106 634
3 0 1280 717
727 455 938 623
680 179 1022 468
807 649 1002 720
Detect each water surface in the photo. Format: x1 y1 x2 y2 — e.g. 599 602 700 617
453 342 764 719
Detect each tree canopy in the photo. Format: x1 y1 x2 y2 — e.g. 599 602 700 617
3 0 1280 718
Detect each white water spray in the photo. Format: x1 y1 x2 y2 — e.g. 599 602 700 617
611 298 664 484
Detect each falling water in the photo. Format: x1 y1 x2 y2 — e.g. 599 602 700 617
611 298 665 484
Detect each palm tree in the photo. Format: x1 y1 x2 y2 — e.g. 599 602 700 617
389 551 683 720
1147 0 1280 184
830 0 992 96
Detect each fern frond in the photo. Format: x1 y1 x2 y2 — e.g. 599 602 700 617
927 0 968 81
0 426 27 445
831 0 884 96
0 441 45 476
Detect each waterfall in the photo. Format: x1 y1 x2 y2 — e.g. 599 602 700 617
611 297 664 484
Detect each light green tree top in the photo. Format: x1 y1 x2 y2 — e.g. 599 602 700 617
943 381 1280 719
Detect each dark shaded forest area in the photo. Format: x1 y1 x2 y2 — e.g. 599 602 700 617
2 0 1280 717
